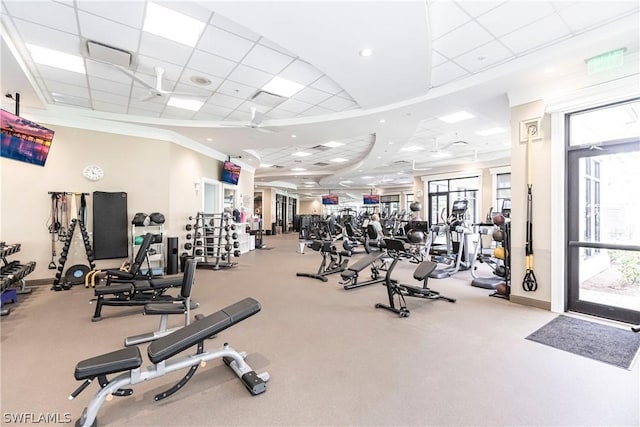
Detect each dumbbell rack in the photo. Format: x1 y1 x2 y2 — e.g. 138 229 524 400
186 212 240 270
1 243 36 316
52 219 96 291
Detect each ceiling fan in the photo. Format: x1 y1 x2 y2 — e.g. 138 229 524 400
217 106 278 133
115 65 209 101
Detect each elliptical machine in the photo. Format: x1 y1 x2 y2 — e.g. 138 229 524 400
429 200 475 279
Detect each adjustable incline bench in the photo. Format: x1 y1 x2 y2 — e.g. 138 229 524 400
340 252 386 290
70 297 269 427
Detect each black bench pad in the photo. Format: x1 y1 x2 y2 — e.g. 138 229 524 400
413 261 437 281
340 253 383 279
94 282 134 296
144 302 186 315
149 275 183 289
148 297 261 364
75 346 142 380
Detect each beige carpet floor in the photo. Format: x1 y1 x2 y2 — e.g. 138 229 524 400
1 232 639 426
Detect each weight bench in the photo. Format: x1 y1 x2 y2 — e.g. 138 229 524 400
90 233 185 321
340 252 386 290
70 297 269 427
124 258 198 346
296 240 350 282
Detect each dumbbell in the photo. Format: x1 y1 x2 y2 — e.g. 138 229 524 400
185 224 193 231
233 250 241 257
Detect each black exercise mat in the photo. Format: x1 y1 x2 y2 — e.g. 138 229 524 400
93 191 128 259
526 315 640 369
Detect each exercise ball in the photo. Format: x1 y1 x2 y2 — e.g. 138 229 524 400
492 213 506 226
409 202 422 213
493 247 506 260
407 229 427 244
492 229 505 242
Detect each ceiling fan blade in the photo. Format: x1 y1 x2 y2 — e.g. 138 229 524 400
254 126 277 134
113 65 156 91
154 66 165 92
139 91 162 102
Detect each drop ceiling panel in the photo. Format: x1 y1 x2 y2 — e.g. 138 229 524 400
242 44 294 75
432 21 494 58
257 37 298 57
309 75 343 95
454 0 505 17
76 1 145 28
36 66 87 86
293 86 333 105
208 92 244 110
160 1 213 21
453 40 513 72
86 60 131 83
92 99 127 113
128 107 160 117
187 49 237 78
45 80 89 98
225 64 273 88
500 13 571 54
163 106 196 119
90 88 129 105
277 98 314 114
476 1 555 37
197 25 255 62
128 97 165 113
88 76 131 96
301 105 334 117
430 60 469 86
137 32 193 66
179 68 223 91
194 103 234 120
318 95 356 111
14 19 82 55
4 0 78 35
215 78 255 99
278 59 324 85
78 11 141 53
431 50 448 67
558 2 639 33
209 12 261 42
429 1 470 39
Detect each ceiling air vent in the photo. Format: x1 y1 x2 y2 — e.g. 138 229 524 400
451 140 469 146
251 90 286 108
311 145 332 151
270 165 284 169
86 40 132 68
393 160 410 165
313 162 329 166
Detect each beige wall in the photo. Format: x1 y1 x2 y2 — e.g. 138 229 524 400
509 101 552 307
1 124 252 281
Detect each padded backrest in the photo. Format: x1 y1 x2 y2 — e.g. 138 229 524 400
130 233 154 275
366 224 379 240
180 258 197 298
344 222 355 237
413 261 437 281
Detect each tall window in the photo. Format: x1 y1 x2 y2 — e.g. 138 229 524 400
405 193 414 214
583 158 601 256
496 173 511 212
428 176 479 224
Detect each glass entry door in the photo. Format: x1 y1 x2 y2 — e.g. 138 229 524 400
567 101 640 323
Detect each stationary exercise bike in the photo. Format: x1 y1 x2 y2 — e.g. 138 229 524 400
375 238 456 317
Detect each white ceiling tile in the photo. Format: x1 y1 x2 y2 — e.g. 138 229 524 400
207 92 244 110
300 105 334 117
292 86 333 105
310 75 342 95
37 65 87 86
264 108 297 120
476 1 556 37
53 94 92 108
13 19 83 55
278 98 314 114
138 32 193 66
242 44 294 75
128 96 166 112
455 0 505 17
500 13 571 54
278 59 324 86
258 38 298 57
431 50 449 66
4 0 78 35
158 2 213 22
559 2 639 33
432 21 494 58
429 1 471 39
127 107 161 117
430 60 469 86
45 80 89 98
210 12 261 41
92 99 127 113
197 25 255 62
319 95 357 112
75 1 145 28
134 55 183 85
78 11 141 53
179 68 224 91
226 64 273 88
90 88 129 105
162 107 197 119
187 49 237 79
86 59 134 84
452 40 513 72
196 103 234 119
88 76 131 96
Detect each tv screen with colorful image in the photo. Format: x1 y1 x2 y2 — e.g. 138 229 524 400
322 194 339 205
221 161 241 185
363 194 380 205
1 108 55 167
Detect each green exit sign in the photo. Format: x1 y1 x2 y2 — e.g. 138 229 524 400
586 48 626 75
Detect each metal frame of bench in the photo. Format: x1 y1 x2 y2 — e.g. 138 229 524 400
340 252 386 290
70 297 269 427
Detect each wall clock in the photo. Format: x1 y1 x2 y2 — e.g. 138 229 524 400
82 165 104 181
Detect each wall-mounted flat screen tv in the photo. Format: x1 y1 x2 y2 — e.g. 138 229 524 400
221 161 241 185
322 194 339 205
1 109 54 167
363 194 380 205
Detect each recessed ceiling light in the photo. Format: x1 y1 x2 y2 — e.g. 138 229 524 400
361 176 373 179
322 141 344 148
143 2 206 47
190 75 212 86
437 111 475 123
359 48 373 57
291 134 297 138
331 158 348 163
262 76 305 97
476 127 506 136
292 151 312 157
379 119 386 123
292 167 306 171
260 163 272 168
400 146 425 152
341 180 353 184
167 97 204 111
206 137 212 141
26 44 85 74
